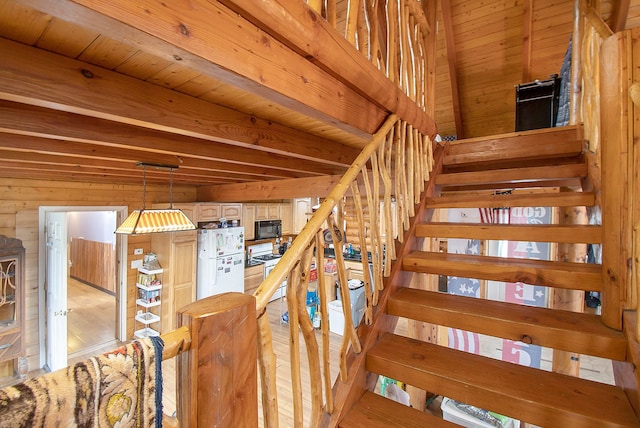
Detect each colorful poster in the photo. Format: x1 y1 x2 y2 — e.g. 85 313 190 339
500 206 552 368
447 209 482 354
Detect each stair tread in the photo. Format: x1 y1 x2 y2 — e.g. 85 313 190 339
339 391 455 427
367 333 639 427
388 288 627 360
445 137 584 166
403 250 602 291
436 164 587 187
416 222 602 243
426 191 595 208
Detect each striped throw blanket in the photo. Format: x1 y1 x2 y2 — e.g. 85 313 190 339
0 337 163 427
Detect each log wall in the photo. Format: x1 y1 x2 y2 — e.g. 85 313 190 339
0 177 196 372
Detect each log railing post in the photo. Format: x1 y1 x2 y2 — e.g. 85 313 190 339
175 293 257 427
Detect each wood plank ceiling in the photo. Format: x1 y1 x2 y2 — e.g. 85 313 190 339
0 0 635 196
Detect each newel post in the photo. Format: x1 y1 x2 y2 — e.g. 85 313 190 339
175 293 258 427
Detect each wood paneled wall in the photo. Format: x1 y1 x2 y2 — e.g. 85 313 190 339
0 177 196 372
434 0 575 139
70 238 116 294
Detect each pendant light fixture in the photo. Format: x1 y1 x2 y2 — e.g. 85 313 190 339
115 162 196 234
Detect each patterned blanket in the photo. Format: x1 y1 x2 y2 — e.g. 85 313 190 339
0 337 163 427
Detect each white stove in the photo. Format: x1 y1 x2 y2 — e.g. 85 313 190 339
248 243 286 302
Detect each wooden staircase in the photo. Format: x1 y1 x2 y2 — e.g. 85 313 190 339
338 126 640 427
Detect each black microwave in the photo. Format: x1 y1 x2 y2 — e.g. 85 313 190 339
254 220 282 240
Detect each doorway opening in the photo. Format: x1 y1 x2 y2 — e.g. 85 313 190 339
38 206 128 372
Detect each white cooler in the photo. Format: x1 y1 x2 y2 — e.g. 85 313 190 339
440 397 520 428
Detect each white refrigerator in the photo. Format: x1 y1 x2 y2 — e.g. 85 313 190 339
196 226 245 299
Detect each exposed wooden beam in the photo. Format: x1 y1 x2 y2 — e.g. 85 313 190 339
0 101 340 176
16 0 384 137
439 0 464 138
0 38 361 167
0 161 231 185
217 0 438 138
198 175 344 201
0 135 306 185
0 133 306 181
610 0 630 32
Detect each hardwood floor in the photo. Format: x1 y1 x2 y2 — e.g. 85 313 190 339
67 277 117 358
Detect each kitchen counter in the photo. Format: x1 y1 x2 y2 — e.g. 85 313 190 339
323 247 373 263
245 259 264 268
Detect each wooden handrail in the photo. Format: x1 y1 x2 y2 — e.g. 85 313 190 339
253 114 399 313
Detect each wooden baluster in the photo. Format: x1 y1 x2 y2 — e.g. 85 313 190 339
413 128 421 190
357 1 368 56
394 121 405 242
425 134 432 181
327 212 362 382
350 180 373 321
175 294 257 427
286 262 304 427
327 0 337 28
379 129 395 276
314 231 334 413
358 164 380 300
346 0 361 45
367 0 383 70
407 123 415 217
307 0 322 15
296 244 323 427
418 129 425 195
415 25 425 109
407 14 417 101
257 311 279 428
387 0 399 83
400 0 411 95
369 152 384 298
399 120 410 231
426 134 434 174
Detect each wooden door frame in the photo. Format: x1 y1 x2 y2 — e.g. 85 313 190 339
37 206 128 368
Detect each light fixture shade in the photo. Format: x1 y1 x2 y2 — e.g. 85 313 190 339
115 209 196 234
